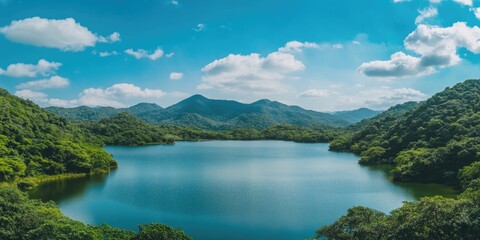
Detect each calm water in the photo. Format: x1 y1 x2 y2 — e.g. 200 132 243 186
29 141 456 240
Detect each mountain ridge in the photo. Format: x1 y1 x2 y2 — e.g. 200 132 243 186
45 94 379 129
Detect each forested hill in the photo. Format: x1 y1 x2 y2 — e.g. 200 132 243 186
0 89 116 183
330 79 480 186
332 108 382 123
78 112 338 146
46 95 353 129
317 79 480 240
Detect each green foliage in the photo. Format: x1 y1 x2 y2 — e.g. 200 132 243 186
317 195 480 240
77 112 338 145
360 146 387 164
134 224 191 240
0 187 191 240
331 80 480 185
320 80 480 239
0 89 116 181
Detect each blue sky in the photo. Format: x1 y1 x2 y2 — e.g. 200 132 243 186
0 0 480 111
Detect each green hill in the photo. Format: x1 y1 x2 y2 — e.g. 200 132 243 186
0 89 116 182
46 95 351 129
331 80 480 186
332 108 382 123
317 80 480 240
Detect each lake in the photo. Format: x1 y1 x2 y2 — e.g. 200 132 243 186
29 141 456 240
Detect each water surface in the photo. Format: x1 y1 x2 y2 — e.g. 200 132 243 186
30 141 456 240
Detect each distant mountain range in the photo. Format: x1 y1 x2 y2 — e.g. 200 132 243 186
46 95 381 129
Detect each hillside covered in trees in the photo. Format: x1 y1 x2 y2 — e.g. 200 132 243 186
317 80 480 239
0 89 116 183
46 94 361 129
79 112 338 146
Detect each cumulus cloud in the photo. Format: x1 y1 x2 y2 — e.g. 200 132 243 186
453 0 472 6
336 87 427 109
125 48 164 60
200 43 306 93
15 89 47 101
358 52 434 77
298 89 336 98
16 76 69 90
278 41 319 53
16 83 167 108
169 72 184 80
0 17 119 51
0 59 61 78
415 7 438 24
359 22 480 78
98 32 121 43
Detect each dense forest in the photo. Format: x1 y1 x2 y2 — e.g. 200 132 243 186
0 89 116 183
47 94 375 130
79 112 338 146
317 80 480 239
0 187 191 240
0 89 193 239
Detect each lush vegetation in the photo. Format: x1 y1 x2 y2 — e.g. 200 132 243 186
330 80 480 186
0 89 116 183
316 192 480 240
78 112 338 146
0 187 191 240
47 94 353 130
317 80 480 239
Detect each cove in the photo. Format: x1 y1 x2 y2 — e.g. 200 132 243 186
29 141 456 240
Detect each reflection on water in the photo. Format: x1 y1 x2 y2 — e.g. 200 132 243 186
29 173 112 203
29 141 457 240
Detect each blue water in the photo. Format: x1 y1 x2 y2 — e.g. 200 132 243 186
29 141 455 240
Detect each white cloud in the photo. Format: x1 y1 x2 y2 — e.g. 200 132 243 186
415 7 438 24
98 32 121 43
337 87 427 109
473 8 480 19
453 0 472 6
0 59 61 78
171 0 179 5
16 76 69 90
17 83 168 108
359 22 480 78
358 52 434 78
298 89 336 98
200 43 307 93
194 23 206 32
0 17 99 51
100 51 119 57
169 72 184 80
166 52 175 58
125 48 164 60
278 41 319 53
332 43 344 49
15 89 47 101
393 0 411 3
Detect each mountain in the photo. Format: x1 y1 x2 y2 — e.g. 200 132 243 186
331 79 480 186
46 95 351 129
332 108 382 123
0 89 116 182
